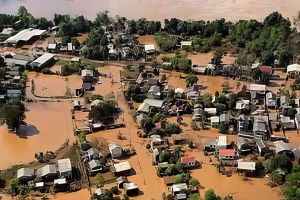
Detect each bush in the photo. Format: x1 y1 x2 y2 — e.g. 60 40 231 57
159 150 172 163
174 173 191 184
78 132 86 143
8 178 21 196
264 155 293 174
189 178 200 187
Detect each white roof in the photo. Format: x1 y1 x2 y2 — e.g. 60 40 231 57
114 161 131 172
204 108 217 115
180 41 192 46
124 182 138 190
287 63 300 73
57 158 72 173
144 44 155 52
137 102 150 113
71 57 81 62
237 161 256 171
143 99 164 108
5 28 47 44
67 43 74 51
36 164 57 177
274 141 291 154
216 135 227 147
54 178 67 185
210 116 220 123
81 69 93 77
17 168 35 179
1 27 14 35
109 143 121 151
35 182 44 187
172 183 188 192
175 88 185 94
48 43 57 49
249 84 266 92
31 53 55 67
191 66 207 73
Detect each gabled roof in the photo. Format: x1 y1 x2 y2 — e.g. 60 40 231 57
17 168 35 179
57 158 72 173
143 99 164 108
249 84 266 92
181 156 195 164
274 141 291 154
114 161 131 172
31 53 55 67
219 149 235 157
36 164 57 177
237 161 256 171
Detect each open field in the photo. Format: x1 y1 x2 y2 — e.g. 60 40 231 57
0 102 75 169
27 72 82 97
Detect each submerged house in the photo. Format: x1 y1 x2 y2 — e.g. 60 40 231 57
113 161 132 176
57 158 72 179
31 53 55 69
36 164 58 181
17 168 35 182
109 143 123 158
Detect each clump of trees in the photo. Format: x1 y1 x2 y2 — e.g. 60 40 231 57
186 74 198 87
284 165 300 200
61 62 85 76
264 154 293 174
0 100 25 131
89 100 119 123
162 55 191 72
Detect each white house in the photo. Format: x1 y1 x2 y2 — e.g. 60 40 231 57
109 143 123 158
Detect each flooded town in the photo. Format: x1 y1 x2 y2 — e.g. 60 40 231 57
0 1 300 200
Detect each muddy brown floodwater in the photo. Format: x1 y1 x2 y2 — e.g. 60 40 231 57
0 102 75 169
1 0 300 22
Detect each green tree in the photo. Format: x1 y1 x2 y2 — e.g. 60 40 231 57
204 189 222 200
89 101 118 122
96 174 105 188
189 178 200 187
8 178 21 196
186 74 198 87
211 49 224 66
174 173 191 184
159 150 172 163
264 155 293 174
165 164 180 176
0 100 25 131
78 132 86 143
141 117 155 133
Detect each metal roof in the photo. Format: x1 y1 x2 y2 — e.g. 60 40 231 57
249 84 266 92
114 161 131 172
143 99 164 108
237 161 256 171
17 168 35 179
5 28 46 44
287 63 300 73
274 141 291 154
216 135 227 147
172 183 188 192
36 164 57 177
5 58 29 66
31 53 54 67
57 158 72 173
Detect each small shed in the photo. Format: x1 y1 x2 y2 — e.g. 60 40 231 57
113 161 131 176
17 168 35 181
216 135 227 151
124 182 139 196
57 158 72 179
109 143 123 158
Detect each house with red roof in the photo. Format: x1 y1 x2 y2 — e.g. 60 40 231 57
180 155 198 168
218 149 237 166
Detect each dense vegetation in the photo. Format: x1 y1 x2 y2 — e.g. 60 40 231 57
0 100 25 130
0 6 298 66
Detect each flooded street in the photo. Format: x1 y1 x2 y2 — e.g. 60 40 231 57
0 102 75 169
0 0 299 22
